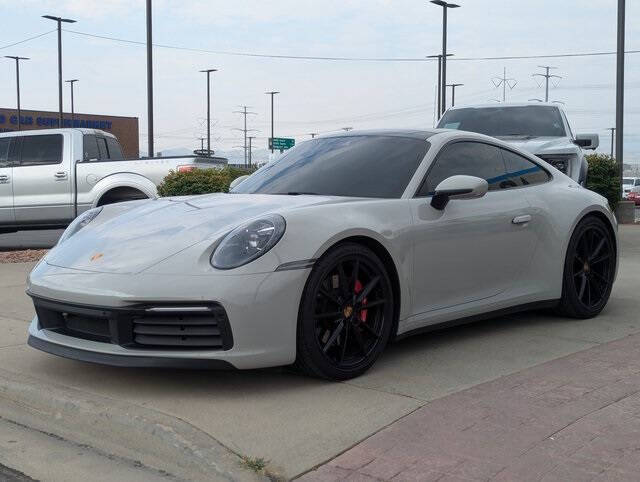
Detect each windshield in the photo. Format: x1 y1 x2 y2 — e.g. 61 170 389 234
232 135 429 198
438 106 566 138
623 179 634 185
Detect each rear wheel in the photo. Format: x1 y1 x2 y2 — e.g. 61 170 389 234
295 243 394 380
557 216 615 318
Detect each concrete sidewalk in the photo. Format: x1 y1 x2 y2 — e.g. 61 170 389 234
302 332 640 481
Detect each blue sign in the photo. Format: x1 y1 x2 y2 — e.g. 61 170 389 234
0 113 113 130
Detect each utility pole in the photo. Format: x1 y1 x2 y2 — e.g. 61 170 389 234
248 136 256 168
430 1 460 116
533 66 561 102
4 56 29 130
42 15 76 126
143 0 154 157
616 0 625 199
607 128 616 159
265 91 280 153
492 67 517 102
233 106 258 168
427 53 453 116
446 83 463 107
65 79 78 121
198 137 205 151
200 68 217 156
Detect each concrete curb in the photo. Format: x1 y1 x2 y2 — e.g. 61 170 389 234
0 368 267 482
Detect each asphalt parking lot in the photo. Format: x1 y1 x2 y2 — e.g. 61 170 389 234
0 225 639 480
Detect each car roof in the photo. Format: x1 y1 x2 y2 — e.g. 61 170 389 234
446 102 564 111
321 129 438 141
0 128 116 138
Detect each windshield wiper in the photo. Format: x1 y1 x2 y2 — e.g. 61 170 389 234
276 191 320 196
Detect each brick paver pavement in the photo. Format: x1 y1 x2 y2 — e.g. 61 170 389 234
300 332 640 481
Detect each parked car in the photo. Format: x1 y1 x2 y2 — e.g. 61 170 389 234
623 177 640 199
627 186 640 206
27 129 618 380
0 128 226 233
437 103 599 185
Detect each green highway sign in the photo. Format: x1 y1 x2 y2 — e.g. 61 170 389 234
269 137 295 151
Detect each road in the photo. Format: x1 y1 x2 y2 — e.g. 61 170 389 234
0 225 638 480
0 229 63 250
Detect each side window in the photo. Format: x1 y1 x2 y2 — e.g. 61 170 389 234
19 135 63 166
635 179 640 187
500 149 550 187
0 138 10 168
105 137 124 160
83 135 100 161
97 137 109 160
418 141 507 196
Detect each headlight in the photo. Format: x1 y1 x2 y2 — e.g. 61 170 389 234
57 207 103 245
211 214 286 269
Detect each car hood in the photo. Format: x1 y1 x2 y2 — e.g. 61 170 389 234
496 136 577 155
45 193 346 274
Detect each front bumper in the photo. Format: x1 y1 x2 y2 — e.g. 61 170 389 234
27 261 310 369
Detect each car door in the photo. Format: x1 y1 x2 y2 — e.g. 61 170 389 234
409 140 538 317
0 137 14 224
12 133 73 225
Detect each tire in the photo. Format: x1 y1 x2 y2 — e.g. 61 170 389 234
556 216 616 319
295 243 395 380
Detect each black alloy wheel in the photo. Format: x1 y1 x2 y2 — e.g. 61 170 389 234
558 216 616 319
295 243 394 380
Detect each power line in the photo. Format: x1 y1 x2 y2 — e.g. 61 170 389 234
62 29 640 62
232 106 258 167
533 66 561 102
0 30 56 50
492 67 517 102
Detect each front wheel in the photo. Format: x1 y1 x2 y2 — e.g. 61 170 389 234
557 216 616 318
295 243 395 380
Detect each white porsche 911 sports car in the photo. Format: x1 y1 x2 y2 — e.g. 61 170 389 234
27 129 618 380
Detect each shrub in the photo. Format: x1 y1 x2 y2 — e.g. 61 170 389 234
585 154 621 211
157 167 253 197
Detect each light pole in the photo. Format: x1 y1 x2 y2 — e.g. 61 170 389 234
65 79 78 122
145 0 154 158
427 53 453 117
265 91 279 153
446 83 463 107
4 56 29 131
200 68 217 156
615 0 625 198
248 136 256 168
430 1 459 116
42 15 76 127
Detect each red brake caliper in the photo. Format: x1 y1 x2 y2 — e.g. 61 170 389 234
354 279 368 322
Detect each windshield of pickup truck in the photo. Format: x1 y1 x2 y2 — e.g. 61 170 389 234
231 135 430 198
438 105 566 138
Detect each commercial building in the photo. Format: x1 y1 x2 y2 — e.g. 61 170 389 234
0 108 139 159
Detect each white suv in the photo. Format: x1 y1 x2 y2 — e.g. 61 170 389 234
623 177 640 199
437 103 599 185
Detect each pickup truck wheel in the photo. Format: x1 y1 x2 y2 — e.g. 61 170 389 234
97 187 148 207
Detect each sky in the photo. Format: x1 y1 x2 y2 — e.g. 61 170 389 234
1 0 638 163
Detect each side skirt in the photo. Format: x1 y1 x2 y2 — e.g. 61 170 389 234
394 299 560 341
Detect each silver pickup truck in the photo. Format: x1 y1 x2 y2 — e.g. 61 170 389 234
0 128 226 232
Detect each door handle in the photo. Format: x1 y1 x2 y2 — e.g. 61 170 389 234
512 215 532 225
54 171 68 180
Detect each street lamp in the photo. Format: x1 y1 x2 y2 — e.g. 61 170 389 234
427 53 453 116
446 83 463 107
265 91 280 153
430 1 459 116
200 68 218 156
42 15 76 126
65 79 79 122
4 56 29 131
615 0 625 199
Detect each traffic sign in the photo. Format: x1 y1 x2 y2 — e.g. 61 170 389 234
269 137 295 151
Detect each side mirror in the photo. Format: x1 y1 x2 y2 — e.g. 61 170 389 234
574 134 599 150
229 175 250 190
430 175 488 210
